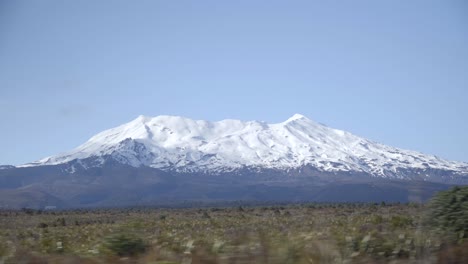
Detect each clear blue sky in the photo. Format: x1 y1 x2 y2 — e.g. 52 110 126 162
1 0 467 165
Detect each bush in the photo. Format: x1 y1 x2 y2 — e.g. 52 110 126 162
37 222 48 228
390 215 413 228
104 233 147 257
426 186 468 237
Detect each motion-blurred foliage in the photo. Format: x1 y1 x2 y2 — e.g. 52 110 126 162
426 185 468 238
104 232 147 257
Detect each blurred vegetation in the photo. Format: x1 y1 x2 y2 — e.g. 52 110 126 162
426 186 468 240
0 189 467 263
104 232 147 257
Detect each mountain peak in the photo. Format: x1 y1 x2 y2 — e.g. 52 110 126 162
286 113 308 122
133 115 151 123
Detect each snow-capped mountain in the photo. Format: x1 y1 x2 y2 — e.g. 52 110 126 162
2 114 467 208
23 114 468 179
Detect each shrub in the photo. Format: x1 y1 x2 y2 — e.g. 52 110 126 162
390 215 413 228
37 222 48 228
104 233 147 257
426 186 468 237
56 217 66 226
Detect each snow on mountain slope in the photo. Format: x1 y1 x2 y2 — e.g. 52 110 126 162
23 114 468 177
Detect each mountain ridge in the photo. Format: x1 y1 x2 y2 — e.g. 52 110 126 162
20 114 468 181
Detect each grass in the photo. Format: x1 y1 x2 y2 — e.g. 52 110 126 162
0 202 466 263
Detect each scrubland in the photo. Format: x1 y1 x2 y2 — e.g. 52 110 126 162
0 187 467 264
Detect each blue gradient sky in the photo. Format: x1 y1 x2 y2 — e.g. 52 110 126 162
1 0 467 165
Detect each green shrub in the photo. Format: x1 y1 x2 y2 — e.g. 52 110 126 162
426 186 468 237
104 232 147 257
371 215 383 224
390 215 413 228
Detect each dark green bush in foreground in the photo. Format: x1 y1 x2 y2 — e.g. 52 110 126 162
104 232 147 256
427 186 468 237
